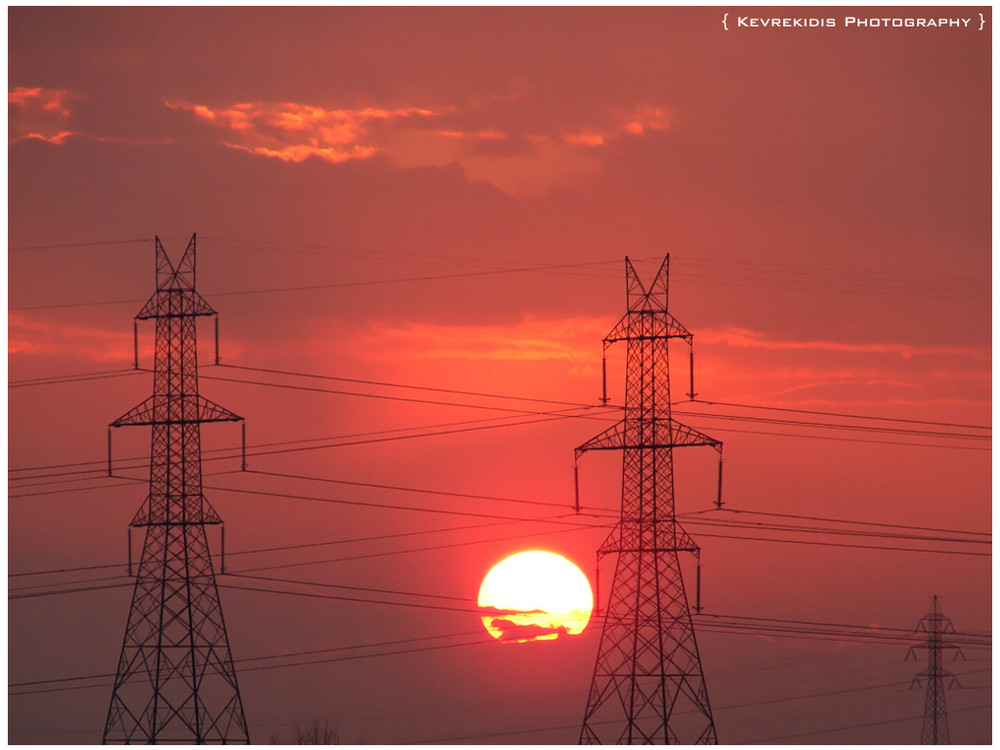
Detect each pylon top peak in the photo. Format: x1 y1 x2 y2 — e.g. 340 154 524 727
139 234 215 320
155 234 197 291
916 595 957 635
625 255 670 312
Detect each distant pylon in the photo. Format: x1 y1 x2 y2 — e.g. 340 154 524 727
576 256 722 744
907 595 963 745
103 235 250 743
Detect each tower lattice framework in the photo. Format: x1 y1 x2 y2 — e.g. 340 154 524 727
577 256 721 744
104 235 250 744
907 595 963 745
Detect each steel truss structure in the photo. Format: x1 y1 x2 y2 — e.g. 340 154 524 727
103 235 250 744
578 256 721 744
908 595 963 745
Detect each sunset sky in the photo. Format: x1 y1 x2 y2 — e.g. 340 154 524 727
8 6 991 744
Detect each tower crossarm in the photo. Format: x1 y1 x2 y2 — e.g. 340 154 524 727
600 520 702 556
111 394 243 427
604 311 692 346
137 288 217 319
576 417 721 457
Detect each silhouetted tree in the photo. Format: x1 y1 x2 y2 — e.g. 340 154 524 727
295 719 340 745
266 718 353 744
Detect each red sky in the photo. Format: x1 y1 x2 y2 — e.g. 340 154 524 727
8 7 991 744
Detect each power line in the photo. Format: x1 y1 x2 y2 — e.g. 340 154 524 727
403 669 991 745
8 368 142 388
199 371 611 418
8 581 133 600
691 398 990 431
686 528 990 557
742 703 991 744
205 367 990 448
10 630 495 697
691 423 990 452
216 363 603 410
10 360 989 437
686 507 989 538
12 496 987 583
245 470 990 551
9 518 523 580
8 409 606 488
8 365 986 488
675 408 988 442
9 464 987 582
8 238 151 251
8 256 644 312
682 515 990 548
248 468 574 510
219 362 991 434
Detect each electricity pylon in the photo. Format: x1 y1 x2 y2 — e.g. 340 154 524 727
907 595 963 745
577 256 722 744
103 235 250 744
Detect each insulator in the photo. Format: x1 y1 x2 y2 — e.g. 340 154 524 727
127 527 133 578
241 422 247 471
132 322 139 369
695 559 703 614
574 461 580 513
716 456 724 510
107 429 113 477
221 525 226 574
214 317 221 365
688 340 696 400
601 353 608 405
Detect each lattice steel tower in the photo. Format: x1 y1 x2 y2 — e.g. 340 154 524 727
577 256 722 744
104 235 250 743
907 595 963 745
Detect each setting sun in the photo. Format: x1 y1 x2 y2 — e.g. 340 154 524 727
477 550 594 643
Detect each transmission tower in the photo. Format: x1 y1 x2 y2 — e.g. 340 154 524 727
103 235 250 744
576 256 722 744
907 595 963 745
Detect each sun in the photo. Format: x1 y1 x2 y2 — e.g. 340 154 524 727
477 550 594 643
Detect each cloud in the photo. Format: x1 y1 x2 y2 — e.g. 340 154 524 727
699 326 990 361
351 316 611 364
9 312 135 363
9 86 171 146
169 96 672 197
8 86 87 144
459 136 602 198
166 100 441 165
695 325 991 407
487 616 567 643
563 103 671 146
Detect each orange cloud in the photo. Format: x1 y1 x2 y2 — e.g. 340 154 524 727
8 86 87 144
353 316 611 365
692 325 990 408
562 104 671 147
436 129 506 140
623 103 670 135
9 312 136 363
167 100 441 164
698 326 990 361
171 96 672 197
